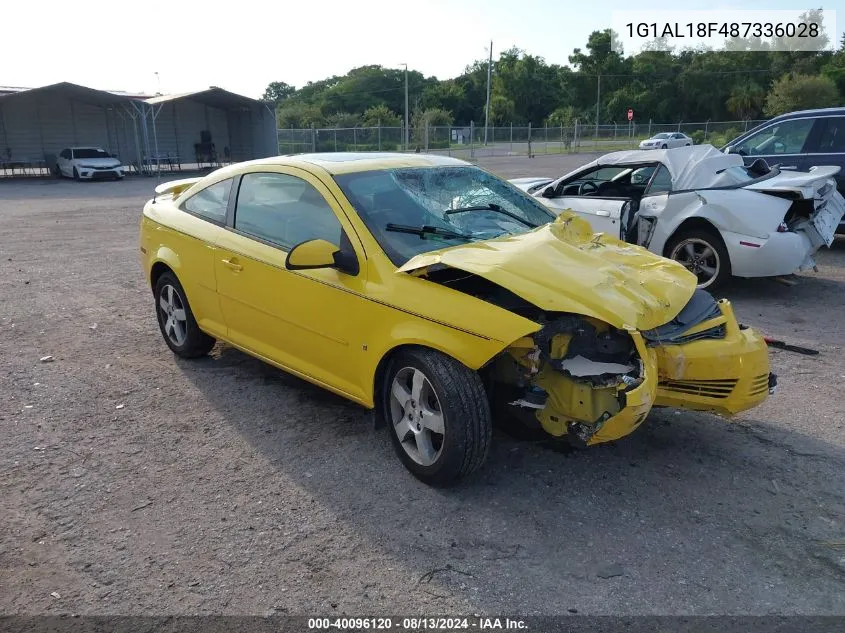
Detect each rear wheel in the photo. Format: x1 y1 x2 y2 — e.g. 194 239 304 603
379 348 491 486
666 228 731 289
661 144 668 149
72 167 80 181
153 271 215 358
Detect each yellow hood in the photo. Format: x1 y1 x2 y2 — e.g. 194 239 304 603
396 213 698 331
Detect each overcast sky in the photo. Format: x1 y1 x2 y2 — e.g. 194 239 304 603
4 0 833 98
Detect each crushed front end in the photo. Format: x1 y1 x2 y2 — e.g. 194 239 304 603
490 289 774 446
491 315 659 446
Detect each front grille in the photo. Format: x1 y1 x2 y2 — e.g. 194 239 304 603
748 374 770 397
658 378 738 399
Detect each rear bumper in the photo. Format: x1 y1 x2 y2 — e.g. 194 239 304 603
652 300 771 416
723 229 817 278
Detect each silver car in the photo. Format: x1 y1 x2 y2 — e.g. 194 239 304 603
639 132 693 150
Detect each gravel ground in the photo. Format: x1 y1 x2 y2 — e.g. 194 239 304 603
2 157 845 616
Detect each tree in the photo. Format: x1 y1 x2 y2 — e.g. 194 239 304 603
726 81 766 119
361 104 401 128
262 81 295 105
764 73 839 116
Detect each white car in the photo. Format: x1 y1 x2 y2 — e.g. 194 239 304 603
510 145 845 289
639 132 692 150
56 147 124 181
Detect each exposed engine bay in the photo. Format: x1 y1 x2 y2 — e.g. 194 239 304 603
489 313 646 445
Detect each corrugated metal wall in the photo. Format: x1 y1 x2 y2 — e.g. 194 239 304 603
0 92 143 166
0 89 272 170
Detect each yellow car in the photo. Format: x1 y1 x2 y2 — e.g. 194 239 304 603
139 153 775 485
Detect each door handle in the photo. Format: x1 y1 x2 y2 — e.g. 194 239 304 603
221 258 243 272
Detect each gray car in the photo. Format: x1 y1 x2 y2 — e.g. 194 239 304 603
723 108 845 233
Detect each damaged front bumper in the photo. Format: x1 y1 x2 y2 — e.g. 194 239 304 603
652 299 772 415
495 293 773 447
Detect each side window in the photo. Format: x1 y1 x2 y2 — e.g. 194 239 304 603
60 149 70 159
234 172 343 250
813 117 845 154
736 118 815 156
182 178 232 224
645 165 672 195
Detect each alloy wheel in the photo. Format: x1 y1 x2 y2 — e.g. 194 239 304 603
670 238 720 288
158 284 188 346
389 367 445 466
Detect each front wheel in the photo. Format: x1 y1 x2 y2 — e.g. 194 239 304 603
153 271 215 358
380 348 492 486
666 228 731 289
72 167 80 181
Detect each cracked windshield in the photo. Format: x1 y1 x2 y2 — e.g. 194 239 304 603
334 166 555 265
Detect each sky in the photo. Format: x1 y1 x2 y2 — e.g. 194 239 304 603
3 0 837 99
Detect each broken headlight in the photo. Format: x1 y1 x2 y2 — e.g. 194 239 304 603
642 288 725 346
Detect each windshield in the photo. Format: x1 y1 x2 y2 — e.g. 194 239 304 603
73 148 110 159
334 166 555 266
652 133 672 139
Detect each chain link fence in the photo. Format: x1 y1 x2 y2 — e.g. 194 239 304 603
278 119 766 159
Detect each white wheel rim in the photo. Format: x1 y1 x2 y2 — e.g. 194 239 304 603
158 284 188 346
670 238 720 288
389 367 445 466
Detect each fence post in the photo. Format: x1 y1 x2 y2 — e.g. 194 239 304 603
614 122 617 140
528 122 532 158
704 119 710 141
648 119 652 138
424 122 429 152
470 121 475 159
334 127 337 152
311 124 316 152
510 122 513 154
353 127 357 152
378 120 381 151
574 119 579 150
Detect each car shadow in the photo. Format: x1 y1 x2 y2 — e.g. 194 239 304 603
177 343 845 614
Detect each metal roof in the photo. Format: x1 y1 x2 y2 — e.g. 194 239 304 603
144 87 263 109
0 82 135 106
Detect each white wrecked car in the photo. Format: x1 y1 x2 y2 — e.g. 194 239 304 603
511 145 845 289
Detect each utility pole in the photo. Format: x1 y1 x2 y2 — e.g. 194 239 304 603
401 63 409 151
595 74 601 138
484 40 492 146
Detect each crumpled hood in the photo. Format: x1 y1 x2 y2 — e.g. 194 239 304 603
397 213 698 331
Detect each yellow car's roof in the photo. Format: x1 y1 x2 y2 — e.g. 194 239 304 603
235 152 471 176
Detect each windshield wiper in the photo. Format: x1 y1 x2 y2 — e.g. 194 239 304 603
385 223 474 240
445 203 538 227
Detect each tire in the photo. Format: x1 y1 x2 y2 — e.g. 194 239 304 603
666 228 731 290
153 271 215 358
379 347 492 486
661 144 668 149
54 164 62 178
72 167 80 181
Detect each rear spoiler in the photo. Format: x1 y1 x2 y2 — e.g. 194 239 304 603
153 177 202 199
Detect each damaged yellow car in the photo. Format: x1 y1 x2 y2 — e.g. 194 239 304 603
139 153 776 485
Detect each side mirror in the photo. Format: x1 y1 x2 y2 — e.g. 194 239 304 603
541 186 555 199
285 239 340 271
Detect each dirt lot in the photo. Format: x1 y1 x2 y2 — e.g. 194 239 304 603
2 156 845 616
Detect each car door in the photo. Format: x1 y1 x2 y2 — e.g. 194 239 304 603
58 149 70 175
543 165 641 235
733 117 817 172
213 168 370 401
802 116 845 198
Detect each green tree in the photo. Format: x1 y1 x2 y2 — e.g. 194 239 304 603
726 81 766 119
361 104 401 128
764 73 840 116
262 81 295 105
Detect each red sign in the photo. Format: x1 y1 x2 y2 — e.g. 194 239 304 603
627 108 634 121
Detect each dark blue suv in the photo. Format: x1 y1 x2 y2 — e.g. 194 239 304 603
723 108 845 233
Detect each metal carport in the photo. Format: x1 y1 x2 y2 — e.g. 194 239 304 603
143 88 277 171
0 82 142 174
